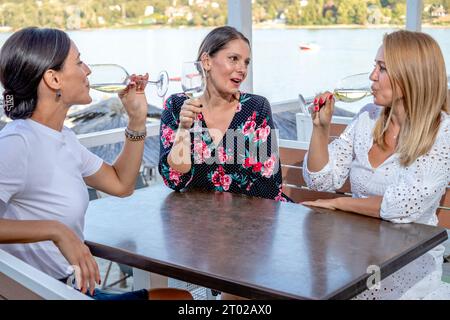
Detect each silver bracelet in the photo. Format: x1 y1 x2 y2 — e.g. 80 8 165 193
125 127 147 141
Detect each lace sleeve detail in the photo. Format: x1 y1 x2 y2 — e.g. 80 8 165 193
303 115 358 192
381 119 450 224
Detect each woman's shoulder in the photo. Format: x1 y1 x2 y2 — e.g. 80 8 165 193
347 103 382 128
0 120 30 150
435 111 450 145
164 93 189 110
239 93 271 114
357 103 382 120
440 111 450 128
240 92 269 105
0 120 31 140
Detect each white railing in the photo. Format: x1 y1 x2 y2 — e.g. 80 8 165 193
77 100 303 148
78 122 160 148
0 249 91 300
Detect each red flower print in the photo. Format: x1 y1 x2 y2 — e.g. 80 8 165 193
242 120 256 136
252 162 263 173
211 166 232 191
243 157 256 168
242 112 257 136
218 146 229 164
193 137 211 164
254 126 271 143
211 170 222 187
169 168 183 185
221 174 232 191
161 124 175 148
262 154 277 178
275 190 287 202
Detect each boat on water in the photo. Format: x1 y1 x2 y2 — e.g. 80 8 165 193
299 43 320 51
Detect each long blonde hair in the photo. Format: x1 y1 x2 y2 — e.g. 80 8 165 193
372 30 449 166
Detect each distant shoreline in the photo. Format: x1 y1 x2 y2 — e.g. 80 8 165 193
0 23 449 33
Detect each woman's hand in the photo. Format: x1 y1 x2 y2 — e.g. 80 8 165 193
179 98 202 130
302 198 339 210
302 197 382 218
119 74 149 129
311 91 334 128
51 221 100 296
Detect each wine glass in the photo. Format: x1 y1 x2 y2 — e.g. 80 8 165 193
88 64 169 97
181 61 206 98
301 72 372 115
181 61 206 133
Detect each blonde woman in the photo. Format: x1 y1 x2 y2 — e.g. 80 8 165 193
302 30 450 299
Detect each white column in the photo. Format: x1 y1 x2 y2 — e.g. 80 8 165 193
406 0 423 32
227 0 253 93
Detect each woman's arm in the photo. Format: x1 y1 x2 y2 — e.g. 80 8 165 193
167 128 192 173
302 196 382 218
166 98 202 173
303 95 358 192
84 75 148 197
307 93 334 172
0 217 100 295
158 95 198 191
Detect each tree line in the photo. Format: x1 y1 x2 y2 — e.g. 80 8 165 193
0 0 448 30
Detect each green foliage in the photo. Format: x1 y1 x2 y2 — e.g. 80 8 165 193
0 0 446 30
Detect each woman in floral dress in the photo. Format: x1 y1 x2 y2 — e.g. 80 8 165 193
159 26 290 202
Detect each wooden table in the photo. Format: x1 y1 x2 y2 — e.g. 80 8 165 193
84 184 447 299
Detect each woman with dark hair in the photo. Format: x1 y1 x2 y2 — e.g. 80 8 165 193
302 30 450 299
0 27 191 300
159 26 290 202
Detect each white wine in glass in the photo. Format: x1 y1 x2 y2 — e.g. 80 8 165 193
333 72 372 102
89 64 169 97
302 72 372 115
181 61 206 98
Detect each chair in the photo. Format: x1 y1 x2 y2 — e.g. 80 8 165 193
148 288 193 300
0 249 91 300
101 261 132 290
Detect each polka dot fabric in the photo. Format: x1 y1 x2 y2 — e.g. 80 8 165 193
159 92 291 202
303 103 450 299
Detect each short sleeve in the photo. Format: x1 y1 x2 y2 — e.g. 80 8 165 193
64 127 103 177
0 134 28 203
79 143 103 177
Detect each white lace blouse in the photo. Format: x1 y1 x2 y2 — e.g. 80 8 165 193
303 104 450 299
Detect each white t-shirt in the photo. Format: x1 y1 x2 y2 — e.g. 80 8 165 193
303 104 450 299
0 119 103 279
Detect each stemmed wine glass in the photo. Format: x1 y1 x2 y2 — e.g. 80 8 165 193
301 72 372 115
88 64 169 97
181 61 206 132
181 61 206 98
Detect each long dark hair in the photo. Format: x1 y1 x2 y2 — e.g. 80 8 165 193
0 27 71 120
196 26 250 61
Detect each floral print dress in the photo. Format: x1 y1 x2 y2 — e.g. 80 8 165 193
159 92 290 202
